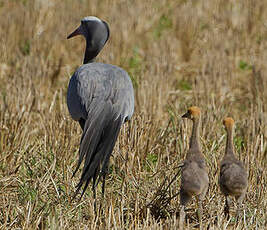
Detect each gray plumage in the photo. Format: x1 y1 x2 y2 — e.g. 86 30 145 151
67 16 134 198
179 106 209 229
219 117 248 218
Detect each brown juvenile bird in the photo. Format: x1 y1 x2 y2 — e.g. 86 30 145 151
180 106 209 229
219 117 248 219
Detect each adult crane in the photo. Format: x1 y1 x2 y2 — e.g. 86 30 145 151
67 16 134 198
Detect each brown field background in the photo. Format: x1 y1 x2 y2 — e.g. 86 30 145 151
0 0 266 229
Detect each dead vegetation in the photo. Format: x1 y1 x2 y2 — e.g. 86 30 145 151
0 0 266 229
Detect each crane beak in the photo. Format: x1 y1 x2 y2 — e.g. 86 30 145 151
67 26 83 39
182 112 190 118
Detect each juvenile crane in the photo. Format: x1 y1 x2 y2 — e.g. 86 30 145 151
180 106 209 229
67 16 134 198
219 117 248 218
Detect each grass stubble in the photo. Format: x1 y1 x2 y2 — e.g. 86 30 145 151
0 0 266 229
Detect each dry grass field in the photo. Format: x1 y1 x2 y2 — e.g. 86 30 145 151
0 0 266 229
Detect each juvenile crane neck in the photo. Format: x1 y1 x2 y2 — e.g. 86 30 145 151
189 118 201 150
225 127 235 155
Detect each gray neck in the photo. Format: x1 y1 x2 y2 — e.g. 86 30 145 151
189 118 201 150
225 127 235 155
83 43 98 64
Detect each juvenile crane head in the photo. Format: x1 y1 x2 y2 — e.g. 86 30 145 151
182 106 201 120
223 117 235 130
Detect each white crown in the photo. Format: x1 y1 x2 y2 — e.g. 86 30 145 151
82 16 102 23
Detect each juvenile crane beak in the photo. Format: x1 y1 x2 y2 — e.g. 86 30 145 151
67 26 83 39
182 112 190 118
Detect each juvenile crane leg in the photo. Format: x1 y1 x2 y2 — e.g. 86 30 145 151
197 197 203 228
179 205 185 230
236 193 245 220
197 185 208 227
224 196 232 219
179 190 191 230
